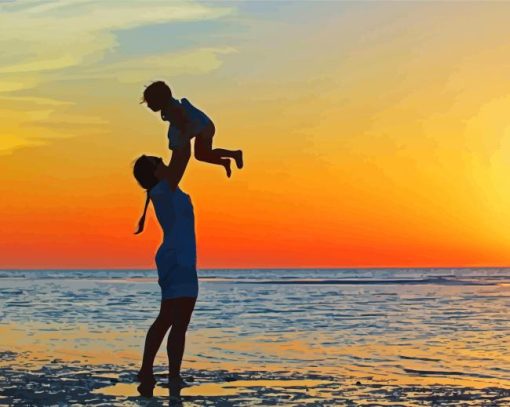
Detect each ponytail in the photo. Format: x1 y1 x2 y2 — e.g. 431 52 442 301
134 190 151 235
133 154 160 235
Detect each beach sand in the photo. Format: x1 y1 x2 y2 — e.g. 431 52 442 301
1 349 510 406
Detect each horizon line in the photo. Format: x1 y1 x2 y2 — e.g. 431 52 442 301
2 265 510 271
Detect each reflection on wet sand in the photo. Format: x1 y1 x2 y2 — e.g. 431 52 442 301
94 379 332 398
2 321 510 390
2 350 509 406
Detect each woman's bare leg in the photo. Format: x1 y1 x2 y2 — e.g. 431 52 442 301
167 297 196 378
139 301 174 379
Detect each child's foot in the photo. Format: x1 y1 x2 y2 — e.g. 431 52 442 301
234 150 243 169
223 159 232 178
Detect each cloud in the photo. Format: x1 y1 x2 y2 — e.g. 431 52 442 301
74 47 238 83
0 102 108 156
0 95 73 106
0 0 234 154
0 0 233 91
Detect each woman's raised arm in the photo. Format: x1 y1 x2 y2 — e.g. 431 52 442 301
155 140 191 191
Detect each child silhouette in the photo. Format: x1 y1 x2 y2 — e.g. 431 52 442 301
142 81 243 177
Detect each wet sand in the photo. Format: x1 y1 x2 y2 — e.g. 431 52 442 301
1 350 510 406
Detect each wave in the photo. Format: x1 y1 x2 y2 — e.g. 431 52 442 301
236 277 496 286
0 270 508 286
403 368 499 380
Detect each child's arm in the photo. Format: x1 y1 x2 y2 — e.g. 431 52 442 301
167 103 194 152
170 103 194 141
159 101 193 189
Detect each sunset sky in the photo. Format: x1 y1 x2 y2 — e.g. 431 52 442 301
2 1 510 269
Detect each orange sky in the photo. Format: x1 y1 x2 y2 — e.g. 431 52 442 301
2 2 510 269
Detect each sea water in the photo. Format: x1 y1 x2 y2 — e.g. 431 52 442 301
1 268 510 394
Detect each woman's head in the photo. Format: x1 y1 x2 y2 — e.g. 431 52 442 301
133 155 163 191
133 155 163 235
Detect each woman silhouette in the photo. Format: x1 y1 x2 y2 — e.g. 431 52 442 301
132 141 198 398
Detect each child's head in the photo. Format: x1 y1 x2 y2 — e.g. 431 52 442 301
142 81 172 112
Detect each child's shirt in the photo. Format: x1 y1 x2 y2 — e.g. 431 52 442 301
168 98 212 150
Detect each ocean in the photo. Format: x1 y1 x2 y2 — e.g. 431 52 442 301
1 268 509 405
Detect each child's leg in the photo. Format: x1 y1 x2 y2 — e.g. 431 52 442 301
194 134 232 177
213 147 243 169
194 128 243 176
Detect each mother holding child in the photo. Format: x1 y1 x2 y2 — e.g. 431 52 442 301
132 81 243 398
